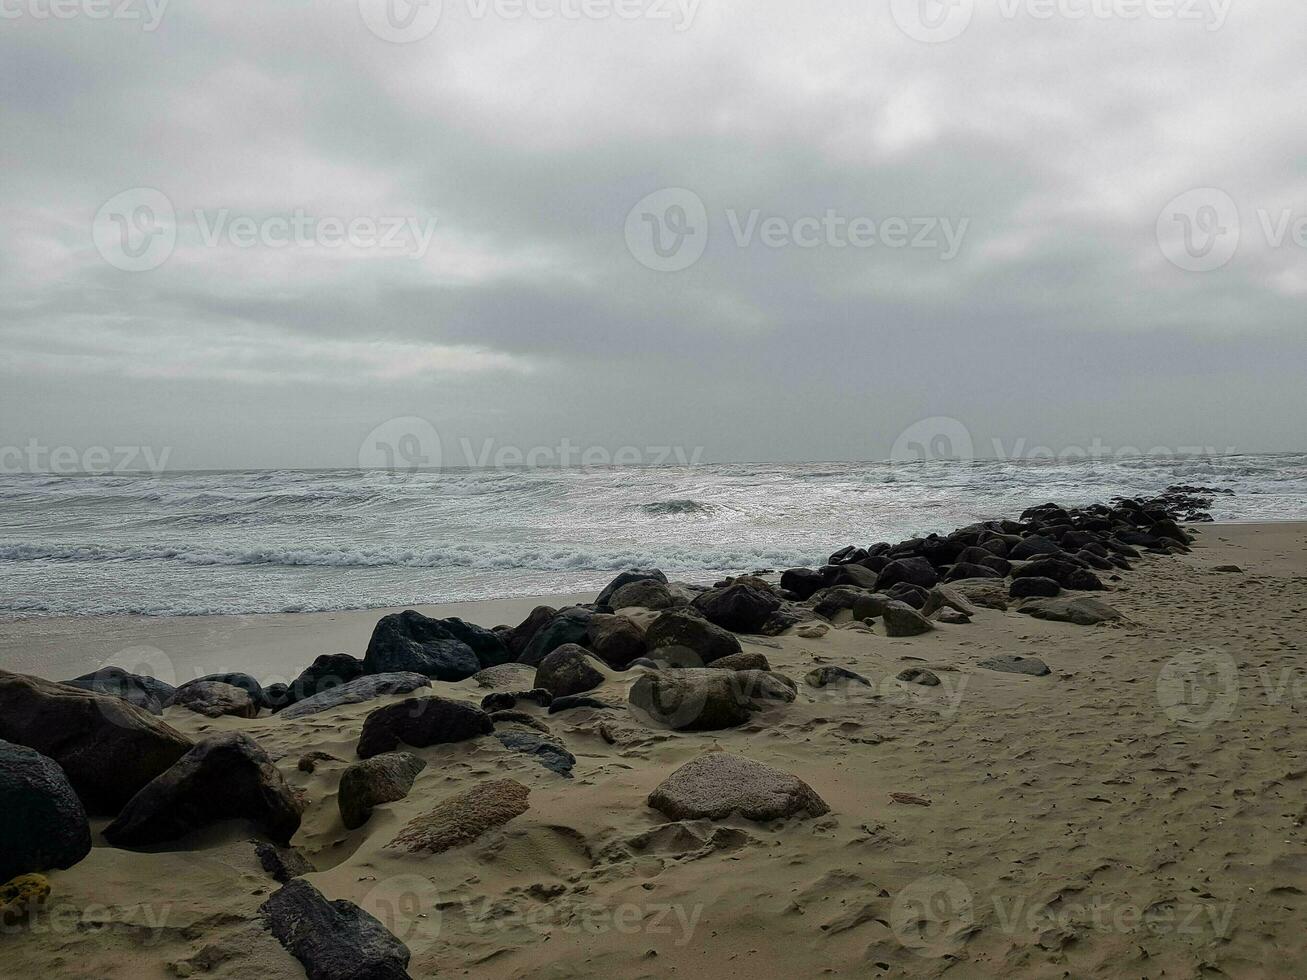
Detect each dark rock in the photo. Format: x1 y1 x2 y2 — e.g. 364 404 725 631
710 651 771 672
805 666 871 688
1010 577 1061 599
254 841 314 883
897 668 941 686
935 608 971 625
61 667 174 715
479 689 552 712
357 697 492 759
363 610 480 681
439 618 513 669
587 614 647 669
505 605 557 660
176 673 268 710
885 582 931 609
0 740 92 883
944 562 1002 582
338 752 427 830
691 583 781 634
875 557 939 591
519 607 595 667
547 695 616 714
831 563 880 589
648 753 829 822
978 655 1051 677
609 579 676 610
104 732 302 847
0 670 193 814
645 609 743 665
780 568 826 601
1013 557 1104 591
629 669 795 731
596 569 668 607
279 673 432 721
533 645 605 698
882 600 934 637
270 654 366 710
1009 535 1065 560
172 681 259 719
496 731 575 777
261 878 411 980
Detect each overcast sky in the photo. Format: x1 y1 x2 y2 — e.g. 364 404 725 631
1 0 1304 470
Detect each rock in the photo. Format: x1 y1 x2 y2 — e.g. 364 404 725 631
629 669 796 731
609 579 676 611
1010 535 1065 560
947 578 1010 611
479 689 552 712
795 623 830 639
519 607 595 667
176 673 268 710
270 654 366 710
0 670 193 813
587 614 647 669
338 752 427 830
261 878 411 980
1012 557 1104 591
831 563 880 589
978 655 1051 677
356 697 493 759
882 600 934 637
596 569 667 608
920 585 977 619
104 732 302 847
363 610 480 681
1010 577 1061 599
473 663 536 689
505 605 557 660
886 582 930 609
898 668 941 686
436 618 513 669
388 779 530 854
648 753 829 822
1213 564 1243 573
61 667 174 715
297 751 343 774
944 561 1002 581
644 609 742 665
533 644 605 698
1018 596 1124 625
875 557 939 591
171 680 259 719
710 652 772 672
935 608 971 625
254 841 315 883
691 583 781 634
547 695 616 714
0 741 92 883
489 710 552 733
805 666 871 688
780 568 826 601
1 873 51 927
279 672 432 720
496 731 575 778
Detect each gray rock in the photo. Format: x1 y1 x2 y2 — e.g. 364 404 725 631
496 731 575 778
269 654 365 711
629 669 796 731
978 655 1051 677
279 673 431 720
533 644 605 698
357 696 493 759
805 666 871 688
898 667 941 686
596 568 668 607
0 670 193 814
935 608 971 625
261 878 411 980
648 753 830 822
338 752 427 830
710 651 771 672
176 672 268 709
363 610 481 681
609 579 676 611
587 613 647 669
172 680 259 719
0 740 92 882
519 607 595 667
504 605 557 660
104 732 302 847
882 600 934 637
61 667 174 715
920 585 977 619
1018 596 1124 625
644 609 742 665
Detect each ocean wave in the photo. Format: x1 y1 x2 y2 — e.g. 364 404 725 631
639 499 714 515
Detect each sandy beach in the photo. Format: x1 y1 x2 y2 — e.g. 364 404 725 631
3 520 1306 978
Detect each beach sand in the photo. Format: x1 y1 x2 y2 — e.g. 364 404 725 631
3 522 1305 978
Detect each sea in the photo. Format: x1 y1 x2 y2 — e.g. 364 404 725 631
3 454 1305 618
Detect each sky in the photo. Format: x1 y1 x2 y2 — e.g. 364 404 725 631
1 0 1304 471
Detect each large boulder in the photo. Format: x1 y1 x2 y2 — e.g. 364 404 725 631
519 607 594 667
779 568 826 601
356 697 493 759
1010 577 1061 599
596 569 667 608
61 667 174 715
1009 535 1065 560
176 673 268 710
609 579 676 611
882 600 934 637
629 669 796 731
587 614 647 669
171 681 260 719
279 673 431 721
363 610 480 681
262 878 411 980
947 578 1011 611
875 557 939 591
644 609 742 666
505 605 557 660
533 645 605 698
434 618 512 669
648 753 829 822
338 752 427 830
472 663 536 689
691 583 781 634
1018 596 1124 625
1012 557 1105 591
388 779 530 854
103 733 302 847
269 654 366 710
0 741 92 883
0 670 193 813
